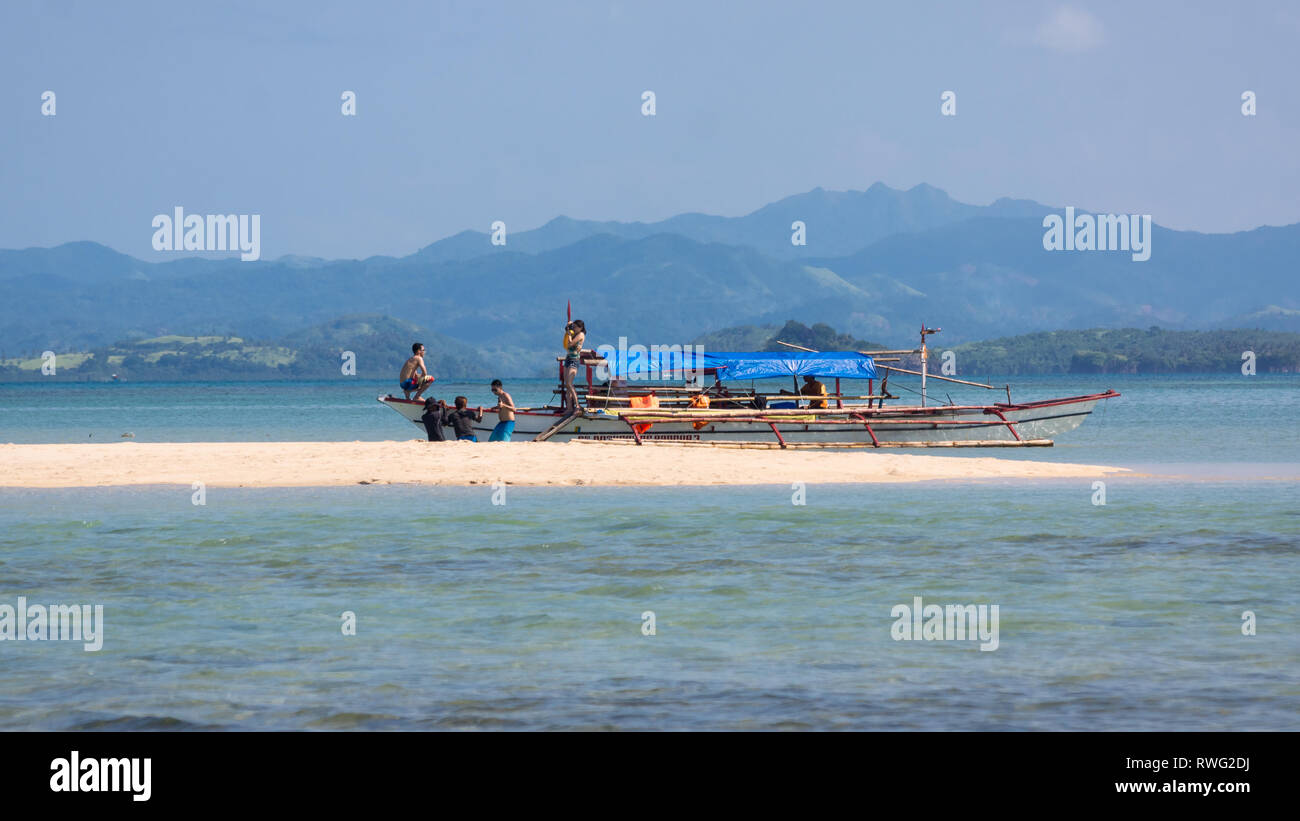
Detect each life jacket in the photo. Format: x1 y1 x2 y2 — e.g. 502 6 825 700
629 393 659 435
688 393 710 430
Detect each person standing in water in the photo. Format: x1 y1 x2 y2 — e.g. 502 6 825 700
561 319 585 413
488 379 516 441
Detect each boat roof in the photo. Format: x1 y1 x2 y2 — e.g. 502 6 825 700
605 350 877 381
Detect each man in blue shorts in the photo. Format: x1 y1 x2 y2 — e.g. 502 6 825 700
488 379 515 442
398 342 434 400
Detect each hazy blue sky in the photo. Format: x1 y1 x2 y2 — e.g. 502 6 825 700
3 1 1298 259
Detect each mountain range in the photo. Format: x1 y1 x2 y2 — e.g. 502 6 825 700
2 183 1297 376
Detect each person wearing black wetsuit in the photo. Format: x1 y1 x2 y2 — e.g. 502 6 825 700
420 398 448 442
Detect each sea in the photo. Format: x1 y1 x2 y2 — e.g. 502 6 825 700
0 373 1296 730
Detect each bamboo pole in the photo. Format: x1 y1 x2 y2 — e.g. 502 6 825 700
590 393 886 404
614 416 1020 426
569 438 1055 449
603 405 1002 418
774 340 921 357
878 365 995 389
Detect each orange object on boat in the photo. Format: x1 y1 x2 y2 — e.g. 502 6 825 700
629 393 659 435
688 393 710 430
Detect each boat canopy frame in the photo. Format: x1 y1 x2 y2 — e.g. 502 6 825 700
603 350 878 381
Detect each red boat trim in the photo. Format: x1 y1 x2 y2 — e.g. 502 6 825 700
985 407 1022 441
994 389 1120 412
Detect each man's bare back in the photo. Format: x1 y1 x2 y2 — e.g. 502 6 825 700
399 355 425 383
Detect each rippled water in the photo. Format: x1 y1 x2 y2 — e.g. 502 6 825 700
1 374 1297 729
0 481 1296 730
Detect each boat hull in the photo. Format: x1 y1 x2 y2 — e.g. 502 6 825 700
377 391 1117 446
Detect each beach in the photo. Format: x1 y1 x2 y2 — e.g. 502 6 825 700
0 440 1127 488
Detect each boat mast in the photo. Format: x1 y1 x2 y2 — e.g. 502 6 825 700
919 324 940 407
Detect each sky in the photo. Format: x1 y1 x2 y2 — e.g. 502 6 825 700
2 0 1298 260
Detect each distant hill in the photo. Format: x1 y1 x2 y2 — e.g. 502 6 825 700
410 183 1053 262
7 319 1298 380
0 315 493 382
694 320 885 353
692 324 780 351
0 240 230 286
278 314 493 378
1217 305 1300 333
694 322 1300 375
946 327 1300 375
2 183 1297 361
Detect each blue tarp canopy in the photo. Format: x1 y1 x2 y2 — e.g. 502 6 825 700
603 347 711 379
706 351 877 381
603 349 876 381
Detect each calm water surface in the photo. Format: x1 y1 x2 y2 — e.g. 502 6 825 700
0 374 1296 730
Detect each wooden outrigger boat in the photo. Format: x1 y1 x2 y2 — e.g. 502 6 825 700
378 326 1119 448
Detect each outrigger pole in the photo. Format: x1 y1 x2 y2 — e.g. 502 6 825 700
778 329 995 407
875 365 995 391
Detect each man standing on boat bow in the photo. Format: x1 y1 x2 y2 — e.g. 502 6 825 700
399 342 435 400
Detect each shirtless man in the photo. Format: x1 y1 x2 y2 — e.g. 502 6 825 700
488 379 516 442
399 342 435 400
800 375 828 409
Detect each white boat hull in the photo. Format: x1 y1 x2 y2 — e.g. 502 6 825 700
378 392 1115 446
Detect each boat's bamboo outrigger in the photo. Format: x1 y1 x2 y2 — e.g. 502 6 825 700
377 319 1120 447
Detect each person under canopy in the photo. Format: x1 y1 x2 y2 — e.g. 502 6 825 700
800 375 828 409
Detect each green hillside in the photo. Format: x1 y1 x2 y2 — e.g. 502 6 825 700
693 320 887 353
0 315 493 382
948 328 1300 374
4 185 1298 361
6 319 1300 382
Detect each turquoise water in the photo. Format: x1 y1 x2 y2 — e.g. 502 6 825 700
0 482 1295 730
0 374 1297 730
2 374 1297 470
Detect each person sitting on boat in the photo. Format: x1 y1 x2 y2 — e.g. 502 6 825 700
488 379 515 442
399 342 435 400
561 319 586 413
800 375 828 409
446 396 484 442
420 397 448 442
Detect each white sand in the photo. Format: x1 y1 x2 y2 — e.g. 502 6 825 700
0 440 1127 488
